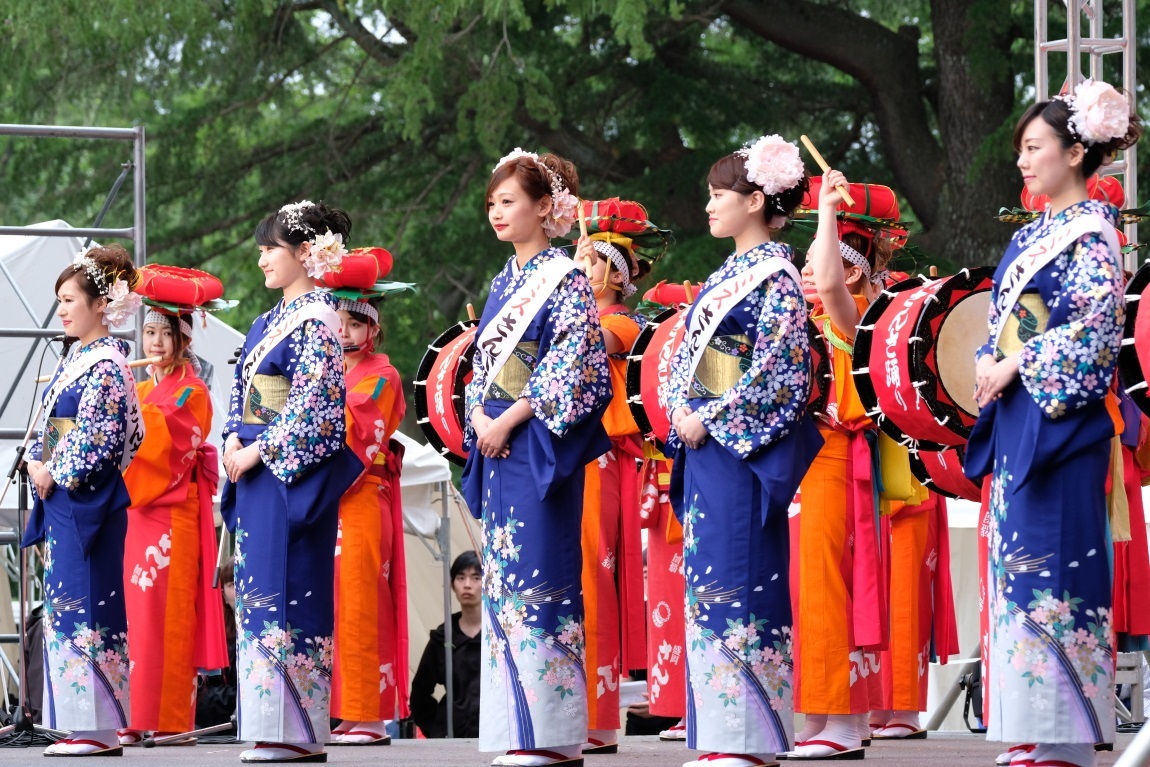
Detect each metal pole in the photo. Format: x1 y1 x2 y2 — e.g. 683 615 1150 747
0 124 139 141
1067 1 1082 89
1122 0 1138 273
439 480 454 738
133 126 146 362
1035 0 1048 101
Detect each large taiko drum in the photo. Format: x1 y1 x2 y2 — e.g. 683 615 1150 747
414 319 478 466
626 307 830 452
1119 262 1150 417
626 306 686 453
852 267 993 450
909 447 981 502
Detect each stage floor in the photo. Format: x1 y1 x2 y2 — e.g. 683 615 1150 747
0 733 1135 765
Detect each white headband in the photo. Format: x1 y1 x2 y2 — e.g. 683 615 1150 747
838 240 888 285
591 240 637 297
144 309 193 338
338 298 378 324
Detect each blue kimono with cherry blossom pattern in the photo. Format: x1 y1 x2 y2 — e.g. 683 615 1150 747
24 337 136 731
965 200 1121 745
665 242 822 756
221 290 362 745
462 247 612 752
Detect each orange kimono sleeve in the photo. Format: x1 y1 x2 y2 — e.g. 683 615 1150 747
124 376 213 509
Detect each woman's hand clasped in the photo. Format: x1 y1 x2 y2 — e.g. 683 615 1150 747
27 460 54 499
672 407 708 449
974 353 1020 408
224 443 261 483
473 411 512 459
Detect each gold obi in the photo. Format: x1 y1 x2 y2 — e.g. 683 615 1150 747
243 374 290 425
690 334 752 398
996 293 1050 359
488 343 538 402
43 417 77 463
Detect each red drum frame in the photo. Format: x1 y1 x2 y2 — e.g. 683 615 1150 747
414 319 478 466
852 267 993 451
909 447 981 502
1119 261 1150 417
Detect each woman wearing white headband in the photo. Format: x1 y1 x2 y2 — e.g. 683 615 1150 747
572 215 659 756
119 267 230 747
326 250 412 746
966 81 1141 767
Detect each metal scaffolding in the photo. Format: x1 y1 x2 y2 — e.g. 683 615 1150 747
1034 0 1139 271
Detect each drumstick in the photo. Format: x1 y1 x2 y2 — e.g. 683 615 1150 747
799 135 856 207
683 281 695 305
466 303 477 322
34 355 164 382
929 265 939 278
579 199 589 241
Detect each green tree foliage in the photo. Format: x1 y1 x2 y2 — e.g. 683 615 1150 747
0 0 1145 386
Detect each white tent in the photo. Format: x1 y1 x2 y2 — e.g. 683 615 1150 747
0 221 480 699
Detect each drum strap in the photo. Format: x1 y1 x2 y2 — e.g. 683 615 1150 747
991 212 1119 352
684 252 801 384
477 256 575 399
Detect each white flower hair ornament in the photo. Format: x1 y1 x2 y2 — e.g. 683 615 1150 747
103 279 143 329
1061 80 1130 146
739 135 806 196
304 229 348 280
280 200 317 235
492 147 579 238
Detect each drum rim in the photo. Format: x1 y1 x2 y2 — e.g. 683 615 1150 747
414 318 478 466
910 266 995 445
852 276 943 447
807 319 832 419
626 306 680 453
1118 263 1150 418
907 447 974 501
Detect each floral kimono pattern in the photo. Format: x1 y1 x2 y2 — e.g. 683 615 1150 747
25 337 138 730
461 247 612 752
222 290 362 744
665 243 822 755
966 200 1121 745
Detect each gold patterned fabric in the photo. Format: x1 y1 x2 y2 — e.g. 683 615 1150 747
996 293 1049 358
243 374 290 425
488 343 539 402
690 334 752 398
43 417 78 463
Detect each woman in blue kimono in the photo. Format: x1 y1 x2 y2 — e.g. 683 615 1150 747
462 148 612 767
967 82 1141 767
24 244 143 756
221 201 363 764
665 137 822 767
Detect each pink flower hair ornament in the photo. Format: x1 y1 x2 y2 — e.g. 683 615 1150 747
738 135 806 197
1059 79 1131 146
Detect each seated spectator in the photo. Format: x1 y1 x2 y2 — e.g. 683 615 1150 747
410 551 481 738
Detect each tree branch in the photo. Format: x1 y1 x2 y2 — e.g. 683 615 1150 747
721 0 943 228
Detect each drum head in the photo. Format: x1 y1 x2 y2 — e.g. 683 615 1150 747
626 306 683 453
414 319 478 466
912 266 994 440
852 276 927 445
1119 262 1150 417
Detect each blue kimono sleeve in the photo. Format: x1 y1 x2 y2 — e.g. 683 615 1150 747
47 361 129 491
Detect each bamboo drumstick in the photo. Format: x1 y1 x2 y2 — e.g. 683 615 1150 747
466 303 477 322
683 280 695 305
579 199 589 241
799 135 856 208
35 355 164 383
929 265 939 278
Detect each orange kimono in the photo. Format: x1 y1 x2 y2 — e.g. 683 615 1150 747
331 353 409 722
582 309 647 730
878 489 959 711
123 367 228 732
793 297 885 715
